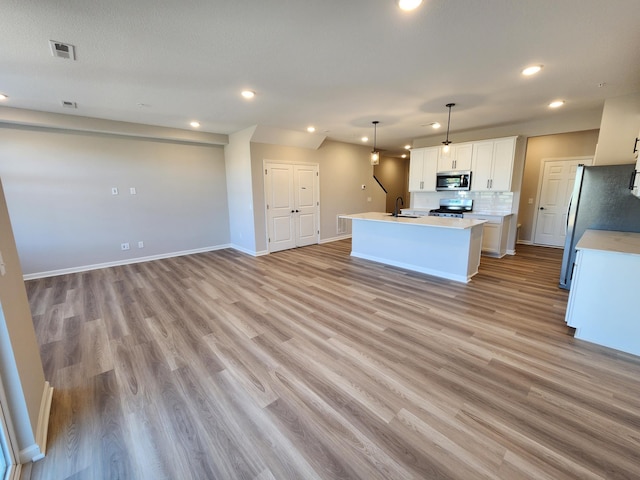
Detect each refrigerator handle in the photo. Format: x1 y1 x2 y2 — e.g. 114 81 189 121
629 170 637 190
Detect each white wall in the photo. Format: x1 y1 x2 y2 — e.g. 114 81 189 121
0 125 230 277
0 180 46 460
594 92 640 165
225 127 258 254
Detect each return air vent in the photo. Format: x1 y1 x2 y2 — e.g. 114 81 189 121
49 40 76 60
61 101 77 109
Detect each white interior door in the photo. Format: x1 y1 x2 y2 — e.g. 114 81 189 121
265 162 319 252
293 165 319 247
265 164 296 252
534 158 592 246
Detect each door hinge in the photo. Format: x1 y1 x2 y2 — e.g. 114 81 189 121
265 169 268 174
317 201 319 206
268 238 271 242
266 204 269 210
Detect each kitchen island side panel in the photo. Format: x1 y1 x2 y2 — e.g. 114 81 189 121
350 219 483 282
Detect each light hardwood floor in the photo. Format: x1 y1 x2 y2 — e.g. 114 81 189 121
24 241 640 479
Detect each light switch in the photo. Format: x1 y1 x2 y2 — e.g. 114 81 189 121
367 196 372 202
111 187 119 195
130 187 137 195
0 250 5 276
528 198 533 204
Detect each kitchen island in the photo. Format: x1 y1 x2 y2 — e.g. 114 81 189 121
340 212 486 282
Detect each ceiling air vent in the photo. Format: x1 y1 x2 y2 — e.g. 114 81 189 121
49 40 76 60
61 101 77 109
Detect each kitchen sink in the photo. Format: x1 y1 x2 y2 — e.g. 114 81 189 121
387 214 419 218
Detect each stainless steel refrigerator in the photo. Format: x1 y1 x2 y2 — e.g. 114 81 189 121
559 164 640 289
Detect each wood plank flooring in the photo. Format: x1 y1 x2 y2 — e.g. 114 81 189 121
24 241 640 479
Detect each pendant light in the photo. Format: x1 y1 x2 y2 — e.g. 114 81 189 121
442 103 455 154
370 121 380 165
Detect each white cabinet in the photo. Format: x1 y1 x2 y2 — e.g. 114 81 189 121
463 213 512 257
471 137 517 191
437 143 472 172
409 147 438 192
565 230 640 356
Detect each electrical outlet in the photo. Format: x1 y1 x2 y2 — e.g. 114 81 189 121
130 187 137 195
0 250 5 276
111 187 119 195
138 241 144 248
120 243 130 251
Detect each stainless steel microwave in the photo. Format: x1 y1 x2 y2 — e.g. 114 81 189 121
435 171 472 191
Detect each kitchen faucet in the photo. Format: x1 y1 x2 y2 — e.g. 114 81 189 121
393 196 404 217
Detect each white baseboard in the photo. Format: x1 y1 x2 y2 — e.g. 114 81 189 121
320 234 351 244
23 245 232 280
18 443 42 464
517 240 533 245
229 244 269 257
507 249 516 255
35 381 53 460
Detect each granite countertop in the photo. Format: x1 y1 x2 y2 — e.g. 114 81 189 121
340 212 486 230
576 230 640 256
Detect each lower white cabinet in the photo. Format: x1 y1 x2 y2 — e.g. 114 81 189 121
565 230 640 356
464 213 512 257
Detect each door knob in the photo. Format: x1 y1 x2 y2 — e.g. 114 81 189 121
295 209 300 213
291 210 295 213
539 207 545 210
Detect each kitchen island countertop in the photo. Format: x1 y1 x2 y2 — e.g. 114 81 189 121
340 212 486 229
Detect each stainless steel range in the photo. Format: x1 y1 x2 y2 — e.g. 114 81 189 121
428 198 473 218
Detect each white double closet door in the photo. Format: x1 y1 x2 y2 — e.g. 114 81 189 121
265 162 319 253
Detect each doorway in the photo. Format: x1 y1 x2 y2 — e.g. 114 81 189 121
533 157 593 247
264 162 320 253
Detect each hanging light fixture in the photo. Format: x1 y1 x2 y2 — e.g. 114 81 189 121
442 103 455 153
370 120 380 165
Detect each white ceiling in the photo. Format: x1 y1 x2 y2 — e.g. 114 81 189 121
1 0 639 155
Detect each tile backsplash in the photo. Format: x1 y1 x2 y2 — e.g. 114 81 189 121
411 191 513 214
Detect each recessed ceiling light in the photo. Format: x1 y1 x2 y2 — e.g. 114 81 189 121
307 126 316 133
401 154 407 158
404 144 411 150
431 122 441 129
398 0 423 11
361 136 369 142
190 121 201 128
549 100 565 108
0 94 8 101
522 65 543 76
241 90 255 99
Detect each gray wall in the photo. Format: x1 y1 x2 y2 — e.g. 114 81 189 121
250 140 386 253
0 125 230 277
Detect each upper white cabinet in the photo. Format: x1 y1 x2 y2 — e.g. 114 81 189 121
437 143 472 172
471 137 517 192
409 147 438 192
